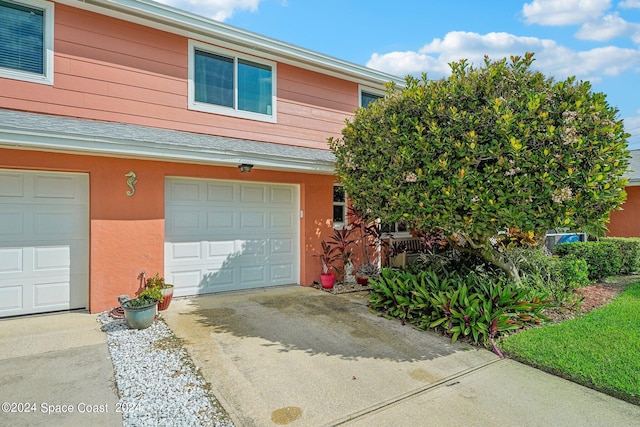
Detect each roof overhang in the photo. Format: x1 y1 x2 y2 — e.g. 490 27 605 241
626 149 640 186
55 0 405 89
0 109 336 174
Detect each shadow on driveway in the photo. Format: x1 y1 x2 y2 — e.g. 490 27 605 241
163 285 497 426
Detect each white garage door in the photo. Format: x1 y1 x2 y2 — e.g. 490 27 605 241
0 170 89 317
165 178 300 296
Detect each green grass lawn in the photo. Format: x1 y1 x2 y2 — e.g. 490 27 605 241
499 282 640 405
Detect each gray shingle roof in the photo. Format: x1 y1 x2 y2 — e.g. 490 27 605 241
0 109 336 172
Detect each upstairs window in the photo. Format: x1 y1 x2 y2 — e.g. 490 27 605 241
189 41 276 122
0 0 53 84
359 86 384 108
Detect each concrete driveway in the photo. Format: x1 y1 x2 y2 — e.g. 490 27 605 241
162 285 640 427
0 312 122 427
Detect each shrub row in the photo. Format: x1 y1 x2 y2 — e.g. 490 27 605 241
601 237 640 274
555 237 640 281
510 248 590 306
368 268 552 355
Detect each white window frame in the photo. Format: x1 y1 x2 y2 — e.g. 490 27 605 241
358 85 385 108
188 40 277 123
0 0 54 85
333 183 348 230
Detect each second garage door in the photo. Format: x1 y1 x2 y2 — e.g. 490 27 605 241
0 169 89 318
165 178 300 296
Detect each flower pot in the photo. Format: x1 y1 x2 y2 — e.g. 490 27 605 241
158 285 174 311
356 276 369 285
122 299 158 329
320 273 336 289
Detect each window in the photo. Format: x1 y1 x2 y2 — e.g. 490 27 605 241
0 0 53 84
333 184 347 229
380 222 409 235
359 86 384 108
189 40 276 122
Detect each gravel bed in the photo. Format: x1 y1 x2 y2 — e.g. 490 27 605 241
98 313 234 427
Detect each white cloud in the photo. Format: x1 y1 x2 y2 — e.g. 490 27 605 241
155 0 261 21
523 0 611 25
366 31 640 81
575 12 640 41
619 0 640 8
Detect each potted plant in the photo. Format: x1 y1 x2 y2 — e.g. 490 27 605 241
356 262 379 285
145 272 174 311
327 227 358 283
318 240 337 289
121 287 161 329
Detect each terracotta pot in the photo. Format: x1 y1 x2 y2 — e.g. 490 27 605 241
320 273 336 289
356 276 369 285
158 285 174 311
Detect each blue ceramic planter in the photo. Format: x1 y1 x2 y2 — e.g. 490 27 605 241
122 300 158 329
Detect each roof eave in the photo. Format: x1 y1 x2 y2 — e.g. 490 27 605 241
0 128 336 174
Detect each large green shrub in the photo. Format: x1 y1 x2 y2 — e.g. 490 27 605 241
601 237 640 274
330 53 630 284
555 241 623 281
509 248 589 306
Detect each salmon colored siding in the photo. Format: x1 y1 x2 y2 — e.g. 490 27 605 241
0 3 357 150
607 186 640 237
0 148 336 313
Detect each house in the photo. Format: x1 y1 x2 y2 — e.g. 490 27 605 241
0 0 403 317
607 149 640 237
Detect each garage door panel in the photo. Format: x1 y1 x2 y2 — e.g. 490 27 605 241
0 248 22 272
239 265 266 283
208 183 234 202
240 240 265 256
240 212 265 229
168 180 201 201
33 280 70 308
170 241 203 260
208 211 235 229
34 246 70 270
204 269 235 289
271 263 293 281
270 212 295 229
241 185 266 203
33 175 76 199
271 238 294 255
0 285 22 310
34 211 76 236
0 170 88 317
0 212 23 236
270 187 294 204
0 173 23 197
169 209 202 231
166 178 299 295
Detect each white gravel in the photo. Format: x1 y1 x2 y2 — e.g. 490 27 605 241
98 313 234 427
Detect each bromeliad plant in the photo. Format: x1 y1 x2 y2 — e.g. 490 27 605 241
368 268 552 356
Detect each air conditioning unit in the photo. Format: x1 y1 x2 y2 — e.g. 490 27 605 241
544 232 588 253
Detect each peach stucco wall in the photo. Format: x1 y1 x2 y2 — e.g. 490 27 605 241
607 185 640 237
0 148 335 313
0 3 358 151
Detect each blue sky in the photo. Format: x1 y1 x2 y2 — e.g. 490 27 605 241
157 0 640 149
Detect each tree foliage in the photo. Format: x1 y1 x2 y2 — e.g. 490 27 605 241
329 53 630 281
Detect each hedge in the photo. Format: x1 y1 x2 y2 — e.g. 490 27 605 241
600 237 640 274
555 241 623 281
